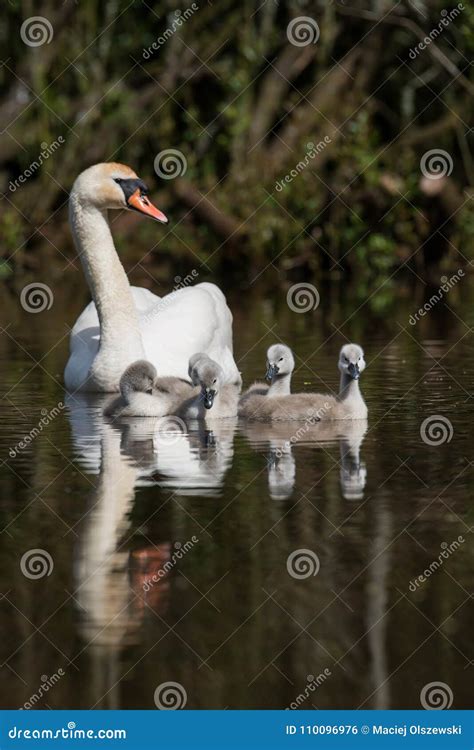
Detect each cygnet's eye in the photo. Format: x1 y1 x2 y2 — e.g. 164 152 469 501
278 357 283 362
212 378 217 385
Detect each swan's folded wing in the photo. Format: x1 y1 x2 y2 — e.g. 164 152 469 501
65 304 100 390
138 283 240 383
66 283 239 387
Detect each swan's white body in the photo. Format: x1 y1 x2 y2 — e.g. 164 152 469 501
64 163 239 392
66 282 237 391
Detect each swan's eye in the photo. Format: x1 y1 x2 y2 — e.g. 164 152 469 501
212 378 217 384
114 177 149 199
278 357 283 362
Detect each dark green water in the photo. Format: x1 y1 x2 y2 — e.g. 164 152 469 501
0 272 473 710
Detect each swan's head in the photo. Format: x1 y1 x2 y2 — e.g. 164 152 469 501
70 163 168 223
190 356 224 410
266 344 295 381
338 344 366 380
120 360 157 397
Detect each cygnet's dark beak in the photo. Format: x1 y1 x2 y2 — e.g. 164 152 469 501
203 389 216 409
267 450 279 468
347 362 360 380
266 363 279 382
205 431 216 448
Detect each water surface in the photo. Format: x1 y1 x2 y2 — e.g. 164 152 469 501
0 272 472 710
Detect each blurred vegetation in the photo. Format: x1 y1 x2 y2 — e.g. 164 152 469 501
1 0 473 290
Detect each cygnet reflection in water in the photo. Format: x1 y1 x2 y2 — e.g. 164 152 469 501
67 393 237 498
242 419 368 501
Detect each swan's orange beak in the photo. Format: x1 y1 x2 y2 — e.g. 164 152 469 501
127 188 168 224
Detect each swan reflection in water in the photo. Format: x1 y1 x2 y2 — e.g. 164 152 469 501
242 419 368 501
67 394 236 495
113 414 237 496
66 395 367 703
66 395 236 705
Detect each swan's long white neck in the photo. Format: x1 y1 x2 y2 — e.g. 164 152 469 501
69 193 145 387
70 195 141 345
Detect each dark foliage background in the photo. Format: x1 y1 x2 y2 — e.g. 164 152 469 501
1 0 473 292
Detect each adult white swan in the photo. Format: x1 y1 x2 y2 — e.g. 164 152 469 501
64 163 240 392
